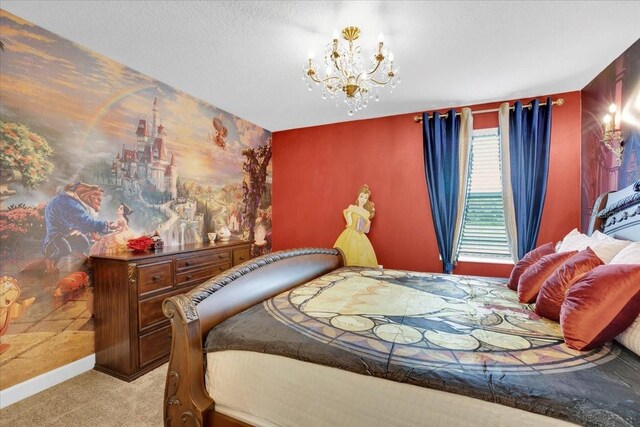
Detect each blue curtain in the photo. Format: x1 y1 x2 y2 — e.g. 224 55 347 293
422 110 460 273
619 128 640 188
509 98 552 259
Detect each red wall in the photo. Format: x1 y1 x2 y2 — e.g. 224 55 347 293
272 91 582 277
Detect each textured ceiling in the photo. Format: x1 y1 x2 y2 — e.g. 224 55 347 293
2 1 640 131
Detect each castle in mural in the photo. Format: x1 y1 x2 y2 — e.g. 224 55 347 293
112 98 178 200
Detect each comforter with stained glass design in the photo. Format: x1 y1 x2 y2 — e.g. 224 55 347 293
205 267 640 426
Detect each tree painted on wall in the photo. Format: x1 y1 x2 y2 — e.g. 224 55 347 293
0 120 54 207
241 138 272 242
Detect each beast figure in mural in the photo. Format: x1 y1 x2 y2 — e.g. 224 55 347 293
42 182 116 272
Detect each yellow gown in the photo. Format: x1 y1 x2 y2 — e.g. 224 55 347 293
89 218 137 256
334 210 378 268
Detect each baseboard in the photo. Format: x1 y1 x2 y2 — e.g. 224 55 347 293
0 354 95 409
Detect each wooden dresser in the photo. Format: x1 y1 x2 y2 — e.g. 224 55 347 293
91 240 252 381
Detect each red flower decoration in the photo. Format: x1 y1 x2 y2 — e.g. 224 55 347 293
127 236 155 253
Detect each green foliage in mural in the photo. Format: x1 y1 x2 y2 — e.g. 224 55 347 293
0 119 55 189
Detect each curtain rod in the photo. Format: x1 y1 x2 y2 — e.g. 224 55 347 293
412 98 565 123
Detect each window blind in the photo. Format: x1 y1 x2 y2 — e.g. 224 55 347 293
457 129 511 261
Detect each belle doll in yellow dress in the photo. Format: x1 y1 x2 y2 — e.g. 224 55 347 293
334 184 378 268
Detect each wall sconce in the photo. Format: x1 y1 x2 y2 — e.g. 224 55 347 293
601 103 625 166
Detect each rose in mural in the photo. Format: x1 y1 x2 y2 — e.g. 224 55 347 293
0 120 54 206
0 203 46 258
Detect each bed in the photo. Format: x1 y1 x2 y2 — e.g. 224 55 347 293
162 181 640 427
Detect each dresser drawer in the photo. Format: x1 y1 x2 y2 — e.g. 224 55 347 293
138 261 173 296
139 324 171 367
233 247 251 265
138 288 183 331
175 266 219 286
176 250 230 271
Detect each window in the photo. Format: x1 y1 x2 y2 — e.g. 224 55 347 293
456 128 512 263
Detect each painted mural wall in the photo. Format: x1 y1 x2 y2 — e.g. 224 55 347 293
581 39 640 231
0 10 272 389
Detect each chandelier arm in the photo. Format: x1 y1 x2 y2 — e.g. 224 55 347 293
365 58 384 77
331 55 349 79
369 75 394 86
320 77 342 90
307 72 323 84
318 76 342 94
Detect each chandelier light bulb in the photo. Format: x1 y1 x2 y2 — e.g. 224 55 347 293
608 103 617 113
603 114 611 124
389 52 394 62
332 29 339 40
308 51 315 60
378 33 384 43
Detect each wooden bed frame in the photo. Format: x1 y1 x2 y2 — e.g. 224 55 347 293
162 248 345 426
162 180 640 427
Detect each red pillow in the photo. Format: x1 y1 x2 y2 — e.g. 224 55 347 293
517 251 577 303
560 264 640 351
507 242 555 290
535 248 603 321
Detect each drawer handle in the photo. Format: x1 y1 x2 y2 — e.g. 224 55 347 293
218 254 225 259
152 275 161 281
186 275 193 281
184 261 191 266
218 266 226 271
239 256 245 261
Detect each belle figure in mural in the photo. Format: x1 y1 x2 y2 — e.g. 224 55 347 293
89 203 137 256
334 184 379 268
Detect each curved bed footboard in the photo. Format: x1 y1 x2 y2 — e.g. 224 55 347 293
162 248 344 426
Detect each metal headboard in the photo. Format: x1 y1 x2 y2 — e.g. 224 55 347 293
588 180 640 241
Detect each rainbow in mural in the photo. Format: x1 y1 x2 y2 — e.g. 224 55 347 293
0 9 272 389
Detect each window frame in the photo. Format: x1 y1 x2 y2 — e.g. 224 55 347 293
456 127 513 265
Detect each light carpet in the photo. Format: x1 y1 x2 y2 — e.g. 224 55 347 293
0 364 166 426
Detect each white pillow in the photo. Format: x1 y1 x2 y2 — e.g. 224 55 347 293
616 314 640 357
587 239 631 264
557 229 590 252
610 242 640 264
591 230 616 241
557 228 630 263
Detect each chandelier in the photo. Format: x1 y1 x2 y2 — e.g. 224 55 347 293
303 26 400 116
601 103 625 166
